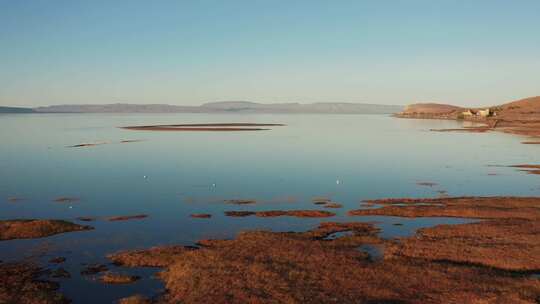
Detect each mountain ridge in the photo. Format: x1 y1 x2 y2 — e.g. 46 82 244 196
31 101 404 114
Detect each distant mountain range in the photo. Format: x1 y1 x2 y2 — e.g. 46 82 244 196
0 106 34 113
2 101 403 114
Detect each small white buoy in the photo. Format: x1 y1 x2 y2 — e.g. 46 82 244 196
336 179 341 185
212 183 216 187
143 175 148 179
69 206 73 209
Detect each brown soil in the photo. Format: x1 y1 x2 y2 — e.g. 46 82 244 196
108 245 197 267
110 221 540 303
53 197 79 203
0 219 93 241
416 182 438 187
224 199 257 205
224 210 335 218
81 264 109 275
118 295 151 304
190 214 212 219
348 196 540 220
0 262 69 304
522 141 540 144
107 214 148 221
100 272 140 284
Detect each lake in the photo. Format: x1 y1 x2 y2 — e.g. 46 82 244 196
1 113 538 303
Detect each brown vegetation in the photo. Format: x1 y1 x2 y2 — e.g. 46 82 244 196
118 295 150 304
76 216 96 222
48 257 66 264
81 264 109 275
323 202 343 208
108 245 197 267
0 219 92 241
350 196 540 272
0 262 69 304
122 123 284 132
348 196 540 220
224 211 255 217
190 213 212 219
224 210 335 218
53 197 79 203
7 197 24 202
67 142 109 148
224 199 257 205
50 268 70 279
386 218 540 271
100 272 140 284
429 127 490 133
107 214 148 221
109 221 540 303
509 164 540 175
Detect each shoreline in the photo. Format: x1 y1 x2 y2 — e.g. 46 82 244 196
2 195 539 303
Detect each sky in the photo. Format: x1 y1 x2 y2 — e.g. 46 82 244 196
1 0 539 107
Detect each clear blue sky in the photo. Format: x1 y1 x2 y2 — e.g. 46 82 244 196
1 0 539 107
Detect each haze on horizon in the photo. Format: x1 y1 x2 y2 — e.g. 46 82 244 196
1 0 539 108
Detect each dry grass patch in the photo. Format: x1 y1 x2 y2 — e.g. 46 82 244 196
113 222 540 303
386 219 540 271
0 219 93 241
190 213 212 219
0 262 69 304
349 196 540 220
118 295 150 304
107 214 148 221
108 245 197 267
100 272 140 284
224 210 335 218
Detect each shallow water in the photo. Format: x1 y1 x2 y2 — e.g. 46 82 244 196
0 113 538 303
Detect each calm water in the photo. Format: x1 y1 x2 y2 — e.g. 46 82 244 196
1 113 539 303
